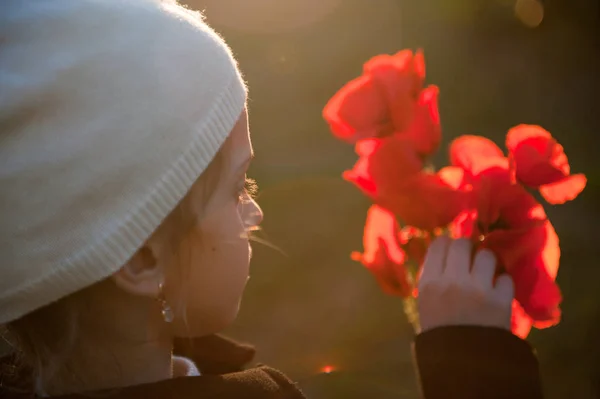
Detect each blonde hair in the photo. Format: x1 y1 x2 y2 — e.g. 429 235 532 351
1 149 226 393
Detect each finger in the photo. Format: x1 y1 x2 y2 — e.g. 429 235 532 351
419 235 449 288
443 238 471 282
493 274 515 305
472 249 496 289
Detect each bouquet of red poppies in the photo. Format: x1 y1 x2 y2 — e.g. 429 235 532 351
322 50 587 338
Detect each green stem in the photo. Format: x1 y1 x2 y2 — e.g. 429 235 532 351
402 295 421 334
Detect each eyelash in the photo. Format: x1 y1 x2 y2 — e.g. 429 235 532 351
238 177 258 202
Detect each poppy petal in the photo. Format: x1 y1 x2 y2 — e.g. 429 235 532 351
511 301 533 339
405 85 441 157
323 75 390 143
380 172 471 231
450 135 505 176
357 206 412 297
540 173 587 204
506 124 584 194
508 221 562 323
364 50 424 132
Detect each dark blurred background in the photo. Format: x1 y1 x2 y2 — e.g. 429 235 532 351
2 1 596 398
184 0 599 398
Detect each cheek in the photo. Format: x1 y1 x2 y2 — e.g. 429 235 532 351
198 202 250 266
197 205 249 272
194 234 250 281
169 203 251 334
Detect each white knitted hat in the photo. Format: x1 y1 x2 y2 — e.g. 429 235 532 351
0 0 247 323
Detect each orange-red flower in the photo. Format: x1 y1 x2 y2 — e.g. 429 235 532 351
449 135 562 338
506 124 587 204
322 48 585 339
344 136 470 231
323 50 440 157
344 135 423 198
352 205 412 297
353 205 437 298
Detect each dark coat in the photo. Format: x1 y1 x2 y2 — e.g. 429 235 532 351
0 326 543 399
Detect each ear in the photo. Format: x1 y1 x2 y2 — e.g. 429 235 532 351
112 245 164 298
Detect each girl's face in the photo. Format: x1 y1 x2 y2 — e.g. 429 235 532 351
166 107 263 337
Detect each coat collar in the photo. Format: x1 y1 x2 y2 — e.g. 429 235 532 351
0 334 256 398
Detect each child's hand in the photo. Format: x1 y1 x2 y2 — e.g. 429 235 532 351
417 236 514 333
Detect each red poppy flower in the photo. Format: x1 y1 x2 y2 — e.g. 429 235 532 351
352 205 412 297
477 187 561 326
344 135 423 197
323 50 439 156
344 136 470 230
511 302 533 339
506 124 587 204
449 135 562 337
405 86 441 157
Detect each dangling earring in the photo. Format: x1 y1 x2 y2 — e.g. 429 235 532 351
157 282 174 323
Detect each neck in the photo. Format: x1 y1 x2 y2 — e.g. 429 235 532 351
42 280 174 396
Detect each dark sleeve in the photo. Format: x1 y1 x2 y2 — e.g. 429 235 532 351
259 366 309 399
413 326 544 399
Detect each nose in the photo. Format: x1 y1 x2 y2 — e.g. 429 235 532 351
245 198 263 228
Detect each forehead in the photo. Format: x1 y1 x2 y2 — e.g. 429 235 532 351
226 107 252 157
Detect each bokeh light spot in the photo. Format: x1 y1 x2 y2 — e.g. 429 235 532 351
514 0 544 28
320 365 335 374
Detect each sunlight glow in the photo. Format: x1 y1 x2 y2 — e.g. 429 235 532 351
515 0 544 28
320 365 335 374
200 0 342 33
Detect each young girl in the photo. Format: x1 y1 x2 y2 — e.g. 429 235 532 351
0 1 544 398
